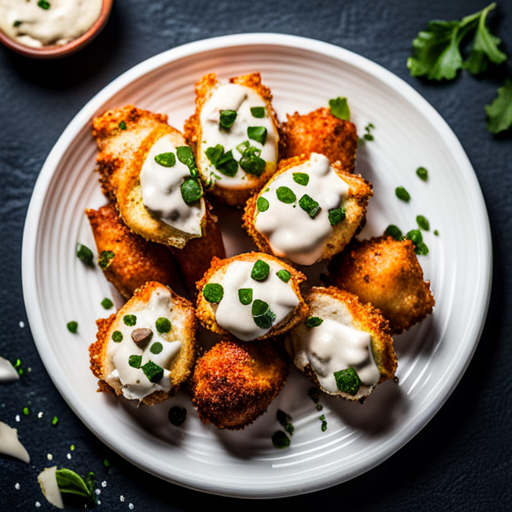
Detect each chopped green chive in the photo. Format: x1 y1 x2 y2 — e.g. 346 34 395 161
67 321 78 334
292 172 309 186
52 416 59 427
141 361 164 383
434 229 439 236
276 186 296 204
123 314 137 327
168 406 187 426
385 224 403 240
70 445 75 451
155 317 171 334
150 342 163 354
328 207 346 226
128 355 142 369
37 0 51 10
202 283 224 303
176 146 198 177
101 298 113 310
98 250 115 270
252 299 276 329
238 288 253 305
205 144 223 166
119 120 127 130
251 107 266 118
103 459 110 468
112 331 123 343
257 196 269 212
180 178 203 205
23 407 30 416
405 229 423 246
395 186 411 202
276 269 291 283
306 317 323 328
272 430 291 449
416 215 430 231
299 194 321 218
76 243 94 266
13 20 22 27
154 152 176 167
320 415 327 432
277 410 294 436
219 109 237 129
364 133 374 141
329 97 350 120
334 367 361 396
416 167 428 181
239 145 266 176
251 260 270 281
248 126 267 145
216 150 238 177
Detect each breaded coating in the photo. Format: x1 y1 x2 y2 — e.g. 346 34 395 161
191 340 288 430
184 73 281 207
329 236 435 334
89 282 196 406
196 252 308 341
281 107 358 171
243 153 372 266
286 286 397 402
86 203 182 299
92 105 209 248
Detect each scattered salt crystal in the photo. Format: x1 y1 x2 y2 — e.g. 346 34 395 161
15 483 20 490
66 453 71 459
120 495 125 502
35 502 41 508
129 504 134 510
101 481 107 488
15 415 20 422
38 412 43 419
19 321 25 328
47 454 53 461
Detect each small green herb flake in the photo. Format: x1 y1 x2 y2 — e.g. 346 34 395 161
328 207 346 226
205 145 224 167
334 367 362 396
98 250 115 270
395 186 411 202
272 430 291 449
216 150 238 177
123 314 137 327
434 229 440 236
321 419 327 432
180 178 203 205
176 146 199 177
119 120 127 130
51 416 58 427
385 224 403 241
306 317 323 328
247 126 268 145
238 288 253 305
203 283 224 303
277 409 292 427
142 361 164 383
415 242 430 256
112 331 123 343
150 342 163 354
168 406 187 426
251 107 266 118
257 196 269 212
103 459 110 468
70 445 75 451
292 172 309 186
67 321 78 334
329 97 350 120
155 317 171 334
252 299 276 329
37 0 51 10
128 355 142 369
23 406 30 416
276 269 291 283
239 145 266 176
13 20 22 27
485 79 512 134
416 167 428 181
76 243 94 267
219 109 237 129
405 229 423 246
101 298 114 310
299 194 321 219
276 186 296 204
417 215 430 231
251 260 270 281
155 152 176 167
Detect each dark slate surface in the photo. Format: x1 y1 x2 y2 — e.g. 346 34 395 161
1 1 511 510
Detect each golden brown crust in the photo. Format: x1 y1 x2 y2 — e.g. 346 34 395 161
280 107 358 171
242 155 373 265
196 252 308 341
329 236 435 334
184 73 281 207
191 340 288 430
86 203 183 299
88 282 197 406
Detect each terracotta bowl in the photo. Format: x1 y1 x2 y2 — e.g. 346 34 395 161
0 0 113 59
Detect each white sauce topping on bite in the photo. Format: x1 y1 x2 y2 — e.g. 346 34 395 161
291 318 380 395
0 0 102 48
198 82 278 188
140 134 204 236
214 259 299 341
105 287 182 401
254 153 349 266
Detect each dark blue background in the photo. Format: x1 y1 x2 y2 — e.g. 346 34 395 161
1 1 511 510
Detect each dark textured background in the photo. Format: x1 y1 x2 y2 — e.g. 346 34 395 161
1 1 511 510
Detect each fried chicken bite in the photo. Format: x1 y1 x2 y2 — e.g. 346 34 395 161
86 203 182 299
89 282 196 406
243 153 372 266
191 340 288 430
184 73 280 207
196 253 308 342
281 107 358 171
329 236 435 334
286 287 397 402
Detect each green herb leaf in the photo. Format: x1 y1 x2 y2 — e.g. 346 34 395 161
485 79 512 134
239 145 266 176
155 317 172 333
405 228 423 246
276 269 291 283
76 243 94 267
101 298 113 310
415 242 430 256
128 355 142 369
142 361 164 383
252 299 276 329
37 0 51 10
180 178 203 205
272 430 291 449
385 224 403 240
98 250 115 270
51 416 59 426
168 406 187 426
434 229 440 236
416 215 430 230
123 314 137 326
13 20 22 27
251 107 266 118
334 367 361 396
395 186 411 202
216 150 238 177
251 260 270 281
150 342 163 354
306 317 323 328
67 321 78 334
205 145 224 167
257 196 269 212
119 120 127 130
276 186 296 204
112 331 123 342
203 283 224 303
154 152 176 167
329 97 350 120
238 288 253 305
176 146 199 177
299 194 321 218
416 167 429 180
292 172 309 186
55 468 96 505
328 206 346 226
248 126 268 145
219 109 237 129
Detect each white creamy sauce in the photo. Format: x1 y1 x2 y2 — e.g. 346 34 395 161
140 134 204 236
105 288 182 401
293 318 380 395
0 357 19 382
0 0 102 48
214 259 299 341
198 82 278 188
0 421 30 463
254 153 349 265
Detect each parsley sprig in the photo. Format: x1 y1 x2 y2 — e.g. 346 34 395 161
485 79 512 134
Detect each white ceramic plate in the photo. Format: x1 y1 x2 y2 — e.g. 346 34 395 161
22 34 492 498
